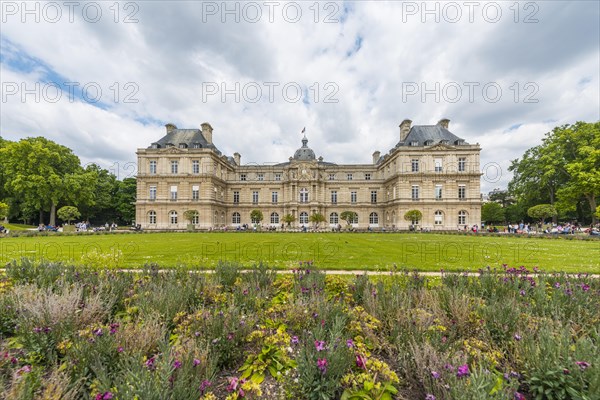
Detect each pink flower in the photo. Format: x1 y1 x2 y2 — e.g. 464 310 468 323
431 370 440 379
426 395 436 400
199 380 211 394
576 361 590 370
173 360 182 369
193 358 201 367
356 354 367 369
314 340 326 352
346 339 354 348
514 392 526 400
317 358 328 374
456 364 470 378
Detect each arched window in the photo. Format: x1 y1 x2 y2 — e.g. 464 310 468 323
232 212 241 224
214 211 218 224
299 212 309 224
369 212 378 224
349 213 358 224
270 212 279 224
221 211 225 223
148 210 156 224
299 188 309 203
458 210 468 225
169 211 178 224
330 212 339 224
435 210 443 225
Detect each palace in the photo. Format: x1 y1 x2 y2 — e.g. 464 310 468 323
135 119 482 230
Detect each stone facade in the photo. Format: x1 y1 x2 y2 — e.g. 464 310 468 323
135 120 482 230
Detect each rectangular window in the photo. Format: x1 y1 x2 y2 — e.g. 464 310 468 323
171 161 178 174
149 186 156 200
412 185 419 200
233 191 240 204
365 173 371 181
240 173 246 181
371 190 377 204
328 173 335 180
350 191 357 204
192 160 200 174
347 173 353 181
435 185 443 200
411 159 419 172
331 191 337 204
434 158 443 172
149 160 157 174
257 173 264 181
192 185 199 200
170 185 178 200
252 191 259 204
272 191 278 204
458 157 466 172
458 185 466 200
299 189 309 203
275 173 281 181
410 141 419 146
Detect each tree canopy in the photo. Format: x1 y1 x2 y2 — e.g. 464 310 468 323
57 206 81 224
509 121 599 224
481 202 505 224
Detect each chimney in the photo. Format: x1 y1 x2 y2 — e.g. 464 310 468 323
233 152 241 165
201 122 213 144
165 123 177 134
437 119 450 129
399 119 412 142
372 151 381 164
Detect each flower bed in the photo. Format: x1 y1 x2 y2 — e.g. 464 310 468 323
0 260 598 399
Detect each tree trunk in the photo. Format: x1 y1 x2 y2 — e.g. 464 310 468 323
549 187 558 224
39 209 44 225
586 194 597 225
49 202 56 226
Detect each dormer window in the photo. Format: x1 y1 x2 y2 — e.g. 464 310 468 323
424 140 433 146
151 143 160 149
440 140 449 145
193 142 202 149
454 140 464 145
179 143 187 149
410 141 419 146
165 142 174 148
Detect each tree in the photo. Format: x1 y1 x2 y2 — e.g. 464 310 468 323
250 209 263 224
183 210 199 224
0 137 85 225
404 210 423 225
509 122 599 224
309 212 326 228
527 204 557 224
57 206 81 225
0 201 8 222
340 211 358 227
481 202 505 224
488 189 514 207
282 213 296 228
115 178 137 224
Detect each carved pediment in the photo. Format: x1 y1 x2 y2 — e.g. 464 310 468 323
162 146 186 154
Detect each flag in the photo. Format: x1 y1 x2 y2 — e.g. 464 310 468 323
301 127 306 134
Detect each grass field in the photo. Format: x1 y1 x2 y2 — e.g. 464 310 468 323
1 223 36 231
1 232 599 272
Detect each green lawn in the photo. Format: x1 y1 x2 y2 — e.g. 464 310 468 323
2 223 36 231
0 232 598 272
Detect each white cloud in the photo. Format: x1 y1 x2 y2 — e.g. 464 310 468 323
1 0 598 193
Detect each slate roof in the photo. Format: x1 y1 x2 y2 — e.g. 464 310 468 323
151 129 217 150
293 135 316 161
398 125 467 147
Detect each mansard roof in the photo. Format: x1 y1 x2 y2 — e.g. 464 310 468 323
399 125 467 146
151 129 217 150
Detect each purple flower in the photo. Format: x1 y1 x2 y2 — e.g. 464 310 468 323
519 289 526 296
317 358 328 374
514 334 522 341
291 336 299 345
193 358 201 367
314 340 326 352
356 354 367 369
426 395 436 400
346 339 354 348
199 380 211 394
581 284 590 292
33 327 42 333
103 393 114 400
93 328 103 337
431 370 440 379
117 346 124 353
554 282 561 288
514 392 526 400
173 360 182 369
443 364 454 371
576 361 590 370
145 356 156 370
456 364 470 378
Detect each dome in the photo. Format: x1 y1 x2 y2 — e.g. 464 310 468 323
293 135 316 161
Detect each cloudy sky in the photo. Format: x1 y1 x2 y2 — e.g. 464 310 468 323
1 0 599 192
